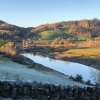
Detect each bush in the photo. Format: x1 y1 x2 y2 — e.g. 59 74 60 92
0 40 8 47
74 74 83 82
39 29 69 40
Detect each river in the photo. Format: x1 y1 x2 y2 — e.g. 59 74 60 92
22 53 100 84
0 53 100 86
0 56 87 87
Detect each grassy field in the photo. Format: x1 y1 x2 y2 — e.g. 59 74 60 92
55 48 100 59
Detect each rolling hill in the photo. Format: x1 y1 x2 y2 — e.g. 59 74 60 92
1 19 100 41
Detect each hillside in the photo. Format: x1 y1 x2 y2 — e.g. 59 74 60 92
31 19 100 40
0 20 32 41
1 19 100 41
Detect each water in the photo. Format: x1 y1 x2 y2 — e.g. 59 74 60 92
0 57 87 87
22 53 100 83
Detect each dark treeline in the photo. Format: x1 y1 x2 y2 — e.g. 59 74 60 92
0 81 100 100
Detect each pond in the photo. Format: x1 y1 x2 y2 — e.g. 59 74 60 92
22 53 100 84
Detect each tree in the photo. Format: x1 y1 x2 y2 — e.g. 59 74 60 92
39 29 69 40
85 80 91 85
74 74 83 82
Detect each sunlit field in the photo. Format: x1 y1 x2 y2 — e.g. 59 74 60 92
55 48 100 58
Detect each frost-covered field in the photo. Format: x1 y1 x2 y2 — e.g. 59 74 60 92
0 57 88 87
0 97 33 100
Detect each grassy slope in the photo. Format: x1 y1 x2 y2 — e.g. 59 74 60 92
56 48 100 58
53 48 100 70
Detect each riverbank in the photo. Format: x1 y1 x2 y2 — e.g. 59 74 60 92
53 48 100 70
15 47 100 70
32 47 100 70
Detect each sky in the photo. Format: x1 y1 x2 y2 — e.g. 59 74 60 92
0 0 100 27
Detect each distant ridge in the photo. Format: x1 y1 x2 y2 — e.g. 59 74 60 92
0 19 100 40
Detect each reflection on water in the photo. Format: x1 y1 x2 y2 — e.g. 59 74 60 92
22 53 100 83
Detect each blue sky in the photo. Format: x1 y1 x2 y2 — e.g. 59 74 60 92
0 0 100 27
